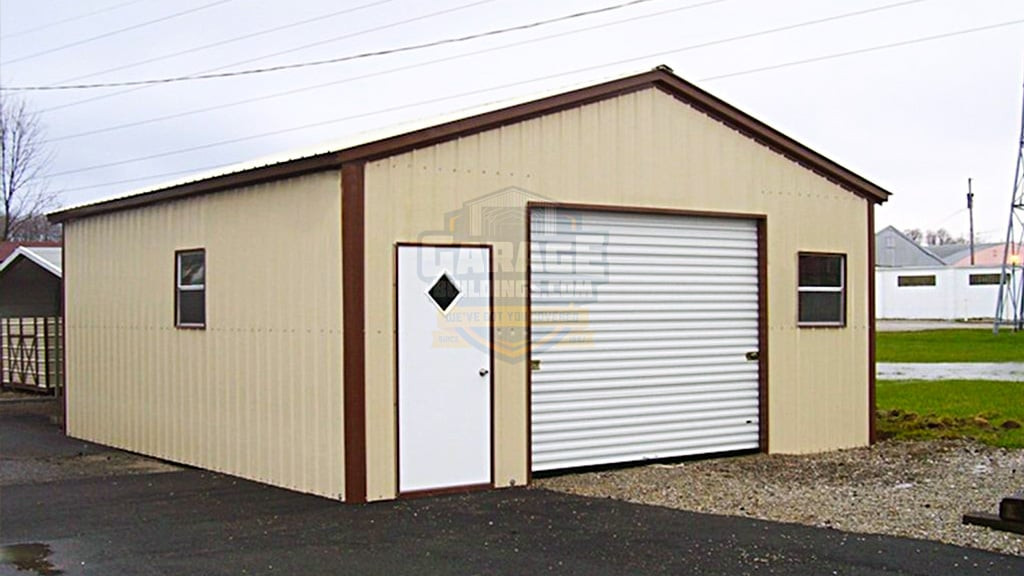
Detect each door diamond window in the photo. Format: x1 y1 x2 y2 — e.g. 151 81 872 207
427 272 461 313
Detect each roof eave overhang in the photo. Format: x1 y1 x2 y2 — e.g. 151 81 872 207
48 152 344 224
48 67 890 225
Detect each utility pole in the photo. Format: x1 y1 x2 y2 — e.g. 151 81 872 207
994 72 1024 333
968 178 975 266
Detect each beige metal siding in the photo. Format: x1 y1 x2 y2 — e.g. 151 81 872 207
364 88 869 500
64 171 345 499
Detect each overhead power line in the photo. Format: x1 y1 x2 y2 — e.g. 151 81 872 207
35 0 506 113
40 0 725 144
2 0 662 91
53 0 401 85
41 0 916 147
45 0 928 145
1 0 235 66
0 0 150 40
52 15 1023 193
701 18 1024 82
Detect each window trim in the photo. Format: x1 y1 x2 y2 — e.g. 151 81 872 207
797 251 847 328
175 248 206 329
897 274 936 287
968 273 1001 286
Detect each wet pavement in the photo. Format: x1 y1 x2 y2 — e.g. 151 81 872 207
0 409 178 486
878 362 1024 381
3 405 1024 575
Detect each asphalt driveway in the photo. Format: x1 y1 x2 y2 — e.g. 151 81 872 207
2 404 1022 575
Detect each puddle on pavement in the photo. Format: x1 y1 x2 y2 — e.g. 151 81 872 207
0 543 62 575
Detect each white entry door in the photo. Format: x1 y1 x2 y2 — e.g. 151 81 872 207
397 244 492 494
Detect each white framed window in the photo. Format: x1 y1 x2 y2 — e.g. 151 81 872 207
176 249 206 328
798 253 845 327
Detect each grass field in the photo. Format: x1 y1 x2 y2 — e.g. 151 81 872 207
875 329 1024 363
876 380 1024 448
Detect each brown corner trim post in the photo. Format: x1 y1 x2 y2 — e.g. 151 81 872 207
61 227 68 434
342 162 367 502
867 203 877 444
757 218 769 453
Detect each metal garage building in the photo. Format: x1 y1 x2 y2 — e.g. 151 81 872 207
49 67 890 502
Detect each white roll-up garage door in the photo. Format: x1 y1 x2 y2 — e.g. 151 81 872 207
529 208 761 472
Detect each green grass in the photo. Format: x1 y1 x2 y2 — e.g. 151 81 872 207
876 379 1024 448
876 329 1024 363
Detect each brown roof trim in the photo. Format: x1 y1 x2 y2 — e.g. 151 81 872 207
48 152 342 223
49 66 889 224
649 72 890 204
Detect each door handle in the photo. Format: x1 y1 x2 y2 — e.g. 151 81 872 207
745 351 759 361
479 368 489 377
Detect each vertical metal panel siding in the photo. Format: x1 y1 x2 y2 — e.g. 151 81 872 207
64 171 344 498
530 209 760 471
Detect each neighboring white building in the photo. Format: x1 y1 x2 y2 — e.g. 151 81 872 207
875 265 1006 320
874 226 1017 320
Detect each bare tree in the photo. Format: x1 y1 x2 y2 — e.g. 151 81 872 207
1 95 58 242
12 213 60 241
903 228 923 244
925 228 964 246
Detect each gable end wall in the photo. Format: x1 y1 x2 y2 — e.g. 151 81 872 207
363 87 870 500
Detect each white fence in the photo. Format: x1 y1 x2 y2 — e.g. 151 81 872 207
875 266 1011 320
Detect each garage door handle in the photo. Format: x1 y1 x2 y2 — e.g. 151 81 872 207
479 368 490 377
745 351 759 361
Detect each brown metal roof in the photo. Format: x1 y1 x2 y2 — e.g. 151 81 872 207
49 66 890 224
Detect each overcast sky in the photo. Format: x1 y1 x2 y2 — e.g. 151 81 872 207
1 0 1022 241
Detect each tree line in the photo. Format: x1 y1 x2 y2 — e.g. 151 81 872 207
903 228 967 247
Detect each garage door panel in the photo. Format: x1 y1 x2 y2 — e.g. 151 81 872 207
535 406 759 431
533 399 759 426
537 422 759 449
534 377 759 395
532 324 758 340
533 264 757 278
533 389 759 412
531 362 757 383
535 289 758 302
532 272 758 286
538 345 757 363
533 311 757 324
535 297 759 311
530 208 761 472
532 435 760 471
535 216 755 239
536 355 757 375
532 373 757 393
533 376 760 409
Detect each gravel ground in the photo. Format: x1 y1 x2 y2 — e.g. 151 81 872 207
535 440 1024 557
